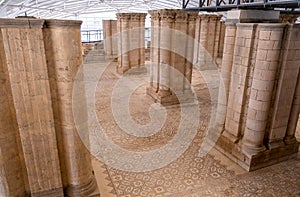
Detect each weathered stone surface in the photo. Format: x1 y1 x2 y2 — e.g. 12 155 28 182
0 18 64 196
147 9 198 105
217 20 300 171
103 20 118 59
43 19 99 197
116 13 147 73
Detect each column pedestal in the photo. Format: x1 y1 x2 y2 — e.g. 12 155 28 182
216 10 300 171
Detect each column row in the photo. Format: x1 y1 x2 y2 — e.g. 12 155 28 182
0 18 99 196
147 9 198 105
116 13 147 73
217 12 300 170
193 14 225 69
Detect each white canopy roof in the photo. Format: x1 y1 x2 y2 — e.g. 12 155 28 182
0 0 201 18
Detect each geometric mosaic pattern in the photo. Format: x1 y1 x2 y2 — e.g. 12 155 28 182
86 59 300 197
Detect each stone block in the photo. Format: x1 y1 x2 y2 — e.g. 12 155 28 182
226 10 280 23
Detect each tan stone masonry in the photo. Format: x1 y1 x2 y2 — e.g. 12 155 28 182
147 9 198 105
0 18 99 196
217 18 300 171
103 20 118 59
116 13 147 73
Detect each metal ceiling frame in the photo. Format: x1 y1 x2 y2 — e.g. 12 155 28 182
182 0 300 12
0 0 186 18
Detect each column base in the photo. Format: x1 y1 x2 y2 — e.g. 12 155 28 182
285 136 298 145
31 187 64 197
268 139 285 149
105 54 117 61
146 87 195 106
216 136 300 171
65 176 100 197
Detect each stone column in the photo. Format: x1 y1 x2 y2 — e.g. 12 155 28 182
139 14 147 65
266 24 300 149
242 24 285 155
195 14 222 69
129 14 142 67
117 14 130 73
286 74 300 144
224 23 256 142
111 20 118 57
193 15 201 65
218 21 226 59
158 10 174 97
43 19 99 197
103 20 118 59
0 18 64 196
147 9 196 105
0 20 27 197
216 10 300 171
216 22 237 141
284 24 300 144
198 14 210 68
184 12 198 92
103 20 112 57
148 10 160 92
171 10 187 92
117 13 147 73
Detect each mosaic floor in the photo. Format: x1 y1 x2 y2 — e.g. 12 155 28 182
82 52 300 197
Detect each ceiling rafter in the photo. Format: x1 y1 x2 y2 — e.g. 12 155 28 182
0 0 184 18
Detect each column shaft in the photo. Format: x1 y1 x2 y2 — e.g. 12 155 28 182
117 13 147 73
242 24 285 155
224 23 255 141
103 20 112 57
184 13 198 91
43 20 98 197
0 18 64 196
0 24 27 197
158 10 174 96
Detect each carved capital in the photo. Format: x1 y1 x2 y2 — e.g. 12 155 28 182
280 14 300 24
187 12 199 22
175 11 188 22
116 13 131 21
159 9 176 22
199 14 211 22
149 10 159 21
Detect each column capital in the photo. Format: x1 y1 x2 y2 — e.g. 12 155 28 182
44 19 82 28
187 12 199 22
158 9 176 22
0 18 44 28
199 14 211 22
280 14 300 24
149 10 159 20
175 11 188 22
116 13 131 21
130 13 147 21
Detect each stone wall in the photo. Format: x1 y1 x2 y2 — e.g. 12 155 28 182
0 18 99 197
217 17 300 171
116 13 147 73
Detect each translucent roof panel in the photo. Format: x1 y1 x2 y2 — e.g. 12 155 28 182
0 0 195 18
